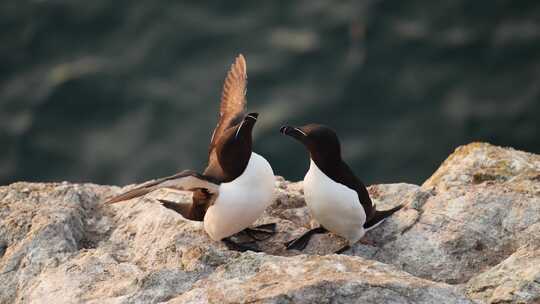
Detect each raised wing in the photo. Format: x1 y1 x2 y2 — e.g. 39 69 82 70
103 170 220 204
209 54 248 155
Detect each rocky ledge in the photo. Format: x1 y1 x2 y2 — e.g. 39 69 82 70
1 142 539 304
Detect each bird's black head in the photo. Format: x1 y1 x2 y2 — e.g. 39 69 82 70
280 124 342 164
216 112 258 179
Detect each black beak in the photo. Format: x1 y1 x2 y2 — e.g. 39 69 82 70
235 113 259 139
280 125 306 140
245 112 259 122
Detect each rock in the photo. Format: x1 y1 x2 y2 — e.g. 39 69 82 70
348 143 540 289
0 142 539 303
0 183 235 304
466 241 540 304
168 253 473 304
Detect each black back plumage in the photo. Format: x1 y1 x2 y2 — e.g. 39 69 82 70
280 124 402 226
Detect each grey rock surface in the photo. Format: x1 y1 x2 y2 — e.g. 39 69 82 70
1 142 539 303
168 253 473 304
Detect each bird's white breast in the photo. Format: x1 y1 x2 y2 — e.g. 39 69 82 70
303 159 366 244
204 152 275 241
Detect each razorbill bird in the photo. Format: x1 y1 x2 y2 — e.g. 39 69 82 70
280 124 402 252
104 54 276 251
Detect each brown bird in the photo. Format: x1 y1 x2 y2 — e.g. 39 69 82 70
104 55 276 251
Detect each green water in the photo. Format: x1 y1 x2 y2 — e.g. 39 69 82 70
1 1 539 186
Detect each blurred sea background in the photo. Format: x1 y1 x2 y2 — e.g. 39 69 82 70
1 1 539 186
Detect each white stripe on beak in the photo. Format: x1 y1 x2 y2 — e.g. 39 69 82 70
294 128 307 136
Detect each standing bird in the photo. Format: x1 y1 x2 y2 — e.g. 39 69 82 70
280 124 402 252
104 54 276 251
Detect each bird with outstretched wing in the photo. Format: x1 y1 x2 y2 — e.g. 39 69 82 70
104 54 248 221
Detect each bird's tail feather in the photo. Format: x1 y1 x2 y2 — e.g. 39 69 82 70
364 204 403 229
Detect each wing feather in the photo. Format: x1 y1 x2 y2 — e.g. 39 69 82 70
103 170 219 204
209 54 248 154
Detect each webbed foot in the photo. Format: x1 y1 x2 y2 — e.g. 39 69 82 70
243 223 277 241
285 227 327 251
222 238 260 252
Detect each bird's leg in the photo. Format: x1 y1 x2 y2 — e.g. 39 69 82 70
285 226 328 251
222 237 260 252
242 223 277 241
